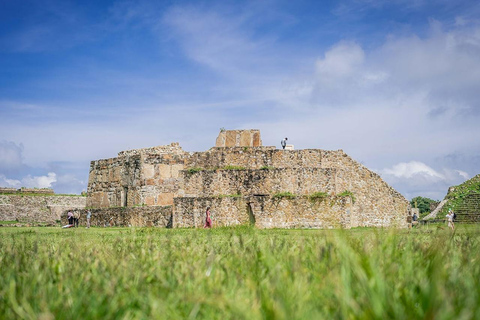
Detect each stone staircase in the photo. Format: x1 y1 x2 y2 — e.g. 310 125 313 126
424 194 480 222
452 193 480 222
423 199 447 220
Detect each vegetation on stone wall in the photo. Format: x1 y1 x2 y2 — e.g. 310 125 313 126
269 191 355 203
222 165 247 170
308 192 329 202
0 226 479 319
338 190 356 204
187 167 204 175
272 191 296 200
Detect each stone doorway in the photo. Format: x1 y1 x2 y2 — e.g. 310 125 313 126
247 203 256 226
123 187 128 207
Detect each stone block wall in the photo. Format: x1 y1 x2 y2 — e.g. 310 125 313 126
181 148 409 228
19 188 55 194
181 168 338 197
185 147 327 170
117 142 184 157
215 129 262 147
173 195 352 229
0 195 86 223
0 188 18 194
0 187 54 195
174 197 249 228
325 153 409 227
63 206 172 227
87 155 141 208
87 143 188 208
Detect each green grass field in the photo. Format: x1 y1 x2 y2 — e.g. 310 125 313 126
1 225 479 319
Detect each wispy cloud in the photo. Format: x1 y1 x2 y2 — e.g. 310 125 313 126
381 161 446 180
0 141 24 173
378 161 470 200
21 172 57 189
1 0 479 198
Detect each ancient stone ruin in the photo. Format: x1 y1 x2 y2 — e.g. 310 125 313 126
0 188 86 224
85 129 410 228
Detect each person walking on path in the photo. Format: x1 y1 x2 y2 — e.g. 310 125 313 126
86 210 92 228
73 211 81 228
67 210 74 226
204 206 212 228
281 137 288 150
412 212 418 227
446 210 455 231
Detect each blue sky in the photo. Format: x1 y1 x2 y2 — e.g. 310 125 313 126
1 0 479 200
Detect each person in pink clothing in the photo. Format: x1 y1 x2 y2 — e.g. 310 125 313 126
67 210 74 226
204 206 212 228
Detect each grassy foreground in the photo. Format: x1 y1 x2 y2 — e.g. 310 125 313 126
1 225 479 319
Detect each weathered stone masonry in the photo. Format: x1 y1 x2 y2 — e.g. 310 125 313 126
86 129 410 228
64 206 172 228
0 194 86 223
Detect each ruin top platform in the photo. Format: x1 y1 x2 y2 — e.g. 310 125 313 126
215 129 262 147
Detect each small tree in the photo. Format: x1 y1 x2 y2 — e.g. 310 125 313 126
410 196 439 218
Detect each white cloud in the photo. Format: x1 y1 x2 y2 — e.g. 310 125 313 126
0 174 21 188
381 161 444 179
316 41 365 79
377 161 470 200
0 140 59 190
21 172 57 189
0 172 57 190
455 170 469 180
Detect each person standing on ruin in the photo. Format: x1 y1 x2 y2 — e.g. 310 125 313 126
204 206 212 228
281 137 288 150
73 210 81 228
86 210 92 228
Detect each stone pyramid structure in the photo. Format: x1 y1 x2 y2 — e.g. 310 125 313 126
86 130 410 228
425 174 480 222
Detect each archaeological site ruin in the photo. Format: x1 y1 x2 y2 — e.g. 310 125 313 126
0 188 86 225
83 129 410 229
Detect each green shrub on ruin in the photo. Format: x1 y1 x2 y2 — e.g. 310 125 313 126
272 191 296 200
187 167 204 175
308 192 329 202
338 190 356 203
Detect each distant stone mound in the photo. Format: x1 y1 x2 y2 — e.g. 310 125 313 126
0 187 54 195
435 174 480 222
